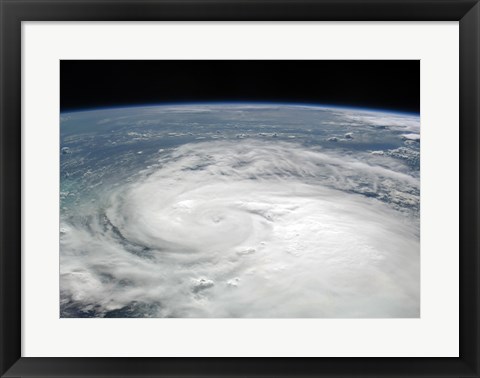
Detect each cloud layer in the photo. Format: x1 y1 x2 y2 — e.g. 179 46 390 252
60 139 419 318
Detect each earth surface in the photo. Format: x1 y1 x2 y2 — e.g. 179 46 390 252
60 103 420 318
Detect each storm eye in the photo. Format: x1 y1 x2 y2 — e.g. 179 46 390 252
211 215 223 223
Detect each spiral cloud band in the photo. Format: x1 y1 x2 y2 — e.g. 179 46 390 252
60 105 420 318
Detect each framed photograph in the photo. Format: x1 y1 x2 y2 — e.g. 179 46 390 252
1 1 479 377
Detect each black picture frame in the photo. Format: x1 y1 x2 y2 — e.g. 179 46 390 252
1 1 478 377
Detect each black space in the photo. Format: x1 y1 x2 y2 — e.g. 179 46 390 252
61 60 419 113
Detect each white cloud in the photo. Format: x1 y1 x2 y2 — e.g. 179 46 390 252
60 140 419 318
336 110 420 133
402 133 421 141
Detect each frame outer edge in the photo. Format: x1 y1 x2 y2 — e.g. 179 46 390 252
0 0 22 377
1 0 480 377
460 1 480 376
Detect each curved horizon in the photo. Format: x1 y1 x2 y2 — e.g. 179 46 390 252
60 101 420 117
